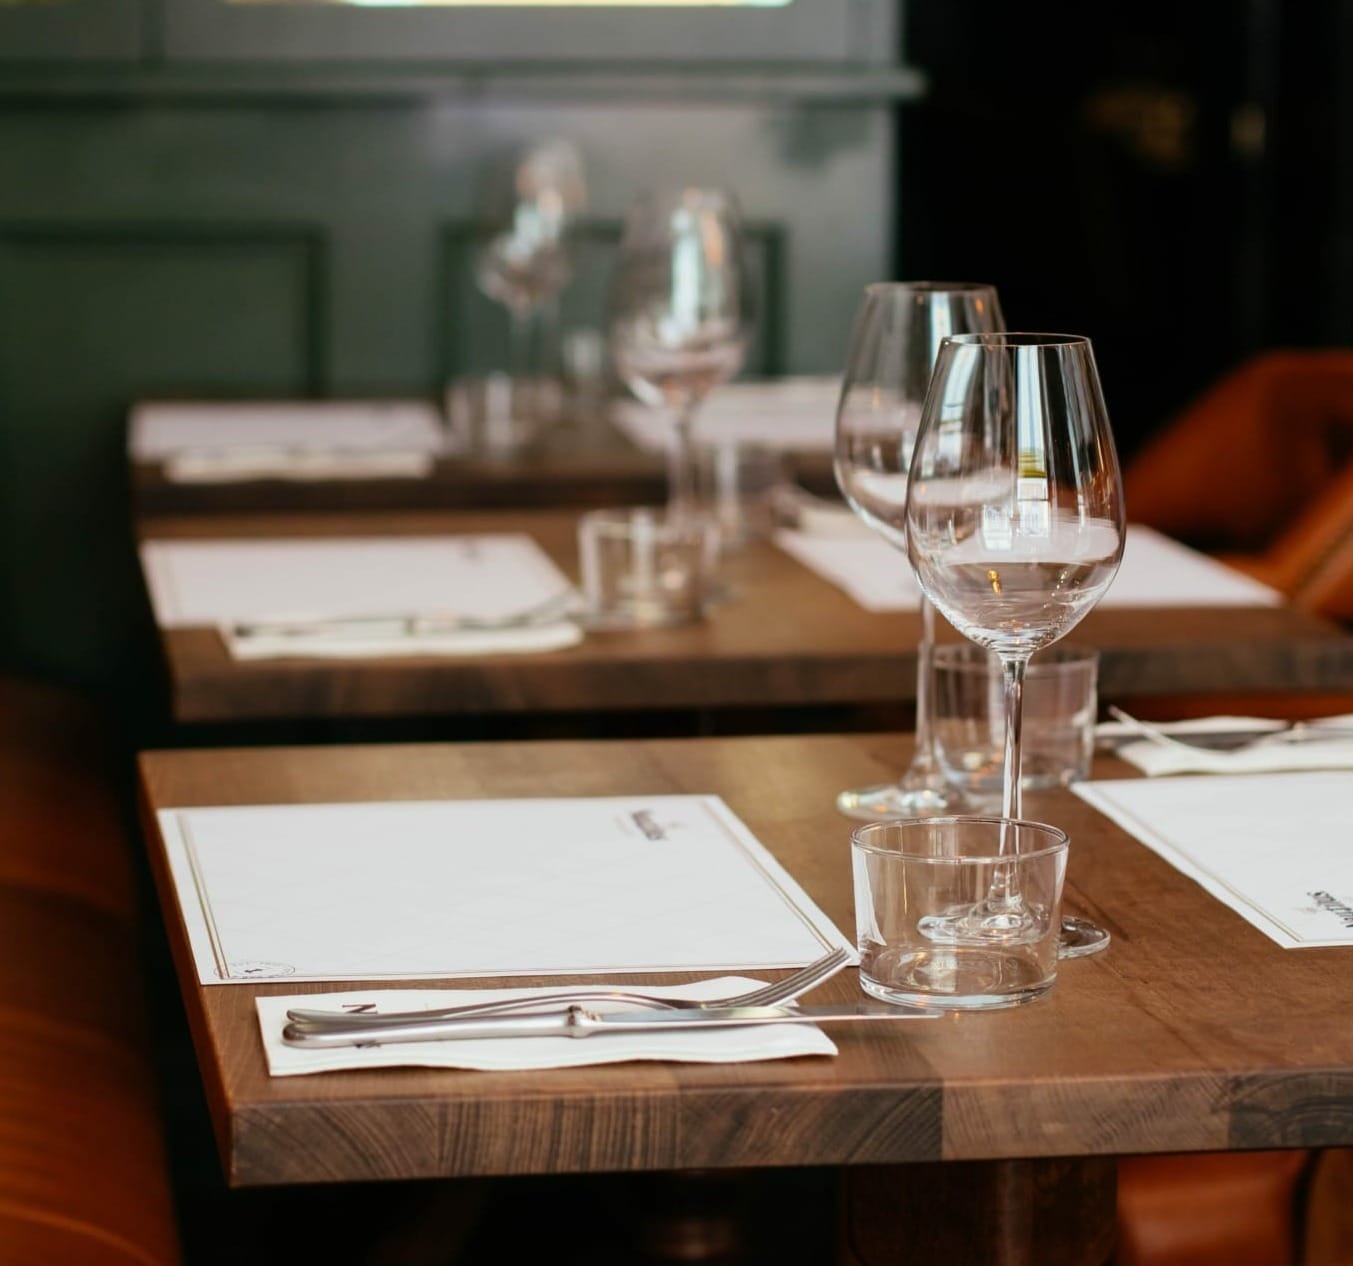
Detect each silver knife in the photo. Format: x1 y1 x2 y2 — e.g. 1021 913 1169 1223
281 1003 937 1049
232 592 579 641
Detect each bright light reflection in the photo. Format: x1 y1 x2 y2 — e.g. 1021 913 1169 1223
230 1 792 7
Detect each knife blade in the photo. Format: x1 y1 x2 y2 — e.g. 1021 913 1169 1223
281 1003 937 1049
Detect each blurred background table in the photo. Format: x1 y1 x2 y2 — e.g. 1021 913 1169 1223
129 411 837 519
137 508 1353 730
139 733 1353 1264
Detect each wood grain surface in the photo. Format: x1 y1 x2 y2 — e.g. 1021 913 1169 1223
138 508 1353 724
139 734 1353 1189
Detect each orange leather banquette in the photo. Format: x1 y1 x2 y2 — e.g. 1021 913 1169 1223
0 677 180 1265
1125 349 1353 623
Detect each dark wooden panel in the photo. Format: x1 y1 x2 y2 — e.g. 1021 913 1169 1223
0 224 323 682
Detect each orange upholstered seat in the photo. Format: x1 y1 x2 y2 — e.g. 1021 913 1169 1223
0 678 180 1266
1125 350 1353 622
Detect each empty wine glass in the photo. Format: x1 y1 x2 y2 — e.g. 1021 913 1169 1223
609 188 752 521
473 140 587 446
834 282 1005 821
905 332 1125 957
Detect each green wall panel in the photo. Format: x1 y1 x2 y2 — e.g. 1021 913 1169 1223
0 226 322 685
0 100 890 690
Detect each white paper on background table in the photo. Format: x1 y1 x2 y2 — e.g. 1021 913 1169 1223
774 523 1283 612
256 978 838 1076
158 795 855 984
1074 772 1353 948
140 534 575 629
612 376 841 453
129 400 450 477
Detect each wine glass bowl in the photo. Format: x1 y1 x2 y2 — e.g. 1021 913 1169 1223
832 281 1006 821
905 334 1125 662
608 188 753 519
472 140 587 450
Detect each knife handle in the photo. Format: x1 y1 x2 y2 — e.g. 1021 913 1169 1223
281 1006 589 1048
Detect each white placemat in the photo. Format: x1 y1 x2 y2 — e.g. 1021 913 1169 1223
130 399 448 481
613 376 840 453
1074 771 1353 947
158 794 855 984
140 534 574 629
774 524 1283 612
257 977 838 1075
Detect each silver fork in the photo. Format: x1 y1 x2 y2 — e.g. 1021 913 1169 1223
1105 706 1353 753
284 945 850 1034
231 588 579 641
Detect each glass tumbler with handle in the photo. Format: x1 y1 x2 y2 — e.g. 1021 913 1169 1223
609 188 752 523
833 281 1005 820
904 332 1125 957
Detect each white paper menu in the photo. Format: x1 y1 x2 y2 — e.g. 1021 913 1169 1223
129 400 447 460
140 534 574 629
775 524 1283 612
1073 772 1353 948
158 796 855 984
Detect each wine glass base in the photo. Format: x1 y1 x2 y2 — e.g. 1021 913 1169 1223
1058 917 1111 958
836 779 968 822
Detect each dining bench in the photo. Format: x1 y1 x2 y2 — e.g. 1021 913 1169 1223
0 676 180 1265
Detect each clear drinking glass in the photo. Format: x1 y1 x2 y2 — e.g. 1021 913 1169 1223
852 817 1068 1010
608 188 753 522
904 332 1125 957
833 281 1005 820
473 140 587 447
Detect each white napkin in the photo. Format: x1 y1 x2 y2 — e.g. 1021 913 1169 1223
164 447 435 483
223 620 582 661
257 977 837 1076
1108 716 1353 776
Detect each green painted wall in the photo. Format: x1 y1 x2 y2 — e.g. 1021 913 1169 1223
0 6 908 694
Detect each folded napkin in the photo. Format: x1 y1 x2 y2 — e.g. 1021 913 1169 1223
257 977 837 1076
224 619 582 661
772 487 873 538
1109 716 1353 776
164 447 435 484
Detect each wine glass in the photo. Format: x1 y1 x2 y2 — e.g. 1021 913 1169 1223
609 188 752 522
905 332 1125 957
473 140 587 444
833 281 1005 820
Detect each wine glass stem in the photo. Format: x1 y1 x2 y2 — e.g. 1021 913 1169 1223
508 307 533 415
911 596 939 772
991 653 1030 910
668 398 699 522
1000 653 1029 821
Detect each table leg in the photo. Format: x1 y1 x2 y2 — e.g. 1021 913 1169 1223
841 1158 1117 1266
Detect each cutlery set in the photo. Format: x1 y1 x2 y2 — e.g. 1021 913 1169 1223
280 946 936 1049
1103 706 1353 753
232 588 580 643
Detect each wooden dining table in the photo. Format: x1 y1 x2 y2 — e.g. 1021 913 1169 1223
130 411 836 518
136 507 1353 726
138 732 1353 1264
